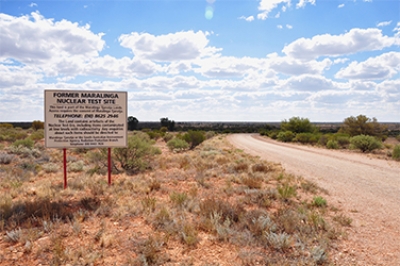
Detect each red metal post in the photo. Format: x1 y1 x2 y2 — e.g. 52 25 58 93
63 148 67 189
108 147 111 185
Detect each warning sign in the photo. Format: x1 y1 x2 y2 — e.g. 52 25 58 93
44 90 128 148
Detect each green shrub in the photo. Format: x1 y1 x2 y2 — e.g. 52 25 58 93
350 135 382 153
326 140 339 149
12 138 34 149
396 135 400 142
295 133 319 144
182 130 205 149
29 129 44 141
336 136 350 147
277 131 295 142
163 133 174 143
318 134 330 146
268 130 279 140
281 117 316 133
392 145 400 161
167 138 189 151
114 132 161 172
146 130 162 140
32 120 44 130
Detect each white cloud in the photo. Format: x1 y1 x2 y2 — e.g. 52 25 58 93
193 56 264 78
267 53 332 75
286 24 293 29
29 3 37 7
119 31 220 61
394 22 400 37
281 74 337 92
338 4 345 8
0 12 105 64
377 20 392 27
0 64 41 88
257 0 290 20
333 58 349 64
335 52 400 80
239 16 254 22
296 0 315 9
282 28 398 60
277 25 283 29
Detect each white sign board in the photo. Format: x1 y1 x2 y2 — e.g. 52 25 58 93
45 90 127 148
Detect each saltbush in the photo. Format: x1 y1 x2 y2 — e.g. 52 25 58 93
392 145 400 161
350 135 382 153
0 153 14 164
167 138 189 151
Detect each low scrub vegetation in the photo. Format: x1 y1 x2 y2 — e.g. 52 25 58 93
0 129 348 265
260 115 398 160
350 135 382 153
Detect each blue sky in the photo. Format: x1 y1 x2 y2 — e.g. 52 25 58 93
0 0 399 122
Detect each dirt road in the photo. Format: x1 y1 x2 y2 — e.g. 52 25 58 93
228 134 400 266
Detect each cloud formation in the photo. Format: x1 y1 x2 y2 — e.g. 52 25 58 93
282 28 398 60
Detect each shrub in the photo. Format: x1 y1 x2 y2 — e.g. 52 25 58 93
205 131 216 139
12 138 34 149
69 160 85 172
295 133 319 144
339 115 386 137
0 153 14 164
32 120 44 130
163 133 174 143
114 132 161 172
268 130 279 140
277 131 295 142
281 117 316 133
182 130 206 149
396 135 400 142
42 163 59 173
167 138 189 151
326 140 339 149
29 129 44 141
392 145 400 160
318 134 330 146
350 135 382 153
336 135 350 147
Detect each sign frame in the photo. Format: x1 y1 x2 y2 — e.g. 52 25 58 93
44 90 128 149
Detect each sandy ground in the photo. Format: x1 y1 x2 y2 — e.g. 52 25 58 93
228 134 400 266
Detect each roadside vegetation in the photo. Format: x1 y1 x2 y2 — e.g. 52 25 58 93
0 123 351 265
260 115 400 160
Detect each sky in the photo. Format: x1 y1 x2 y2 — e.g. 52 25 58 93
0 0 399 122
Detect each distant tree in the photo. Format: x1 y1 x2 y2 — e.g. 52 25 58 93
160 117 175 131
339 115 386 137
280 117 316 133
127 116 139 131
32 120 44 131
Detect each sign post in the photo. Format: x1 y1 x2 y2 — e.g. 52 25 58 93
44 90 128 188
